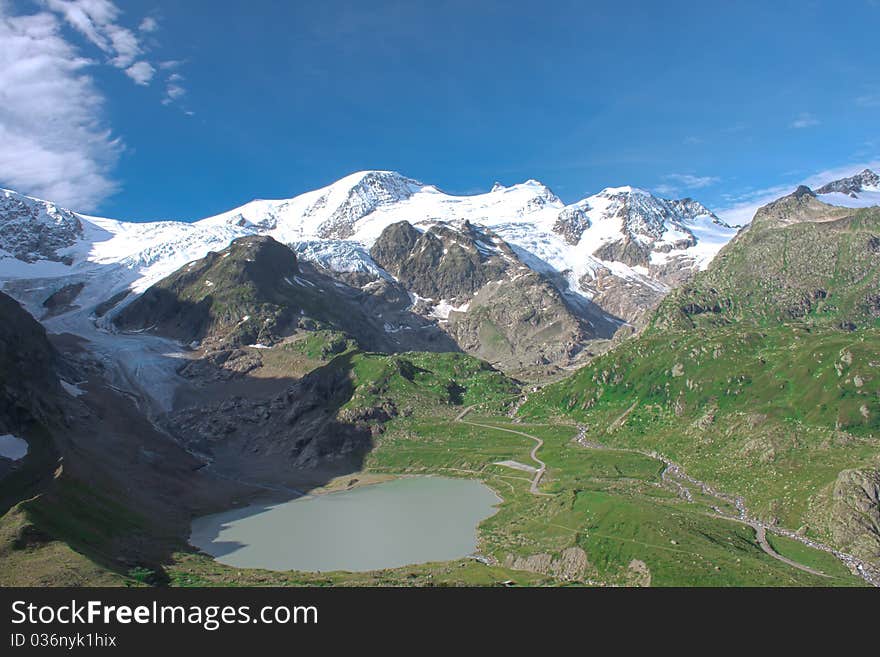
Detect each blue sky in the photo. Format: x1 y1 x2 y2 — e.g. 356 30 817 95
1 0 877 224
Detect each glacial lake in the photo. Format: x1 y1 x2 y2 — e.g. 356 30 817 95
0 434 28 461
190 476 500 572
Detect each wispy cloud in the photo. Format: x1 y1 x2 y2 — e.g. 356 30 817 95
155 61 190 110
44 0 142 69
790 112 820 129
0 1 186 209
138 16 158 33
0 7 121 209
716 159 880 225
856 92 880 108
654 173 720 197
161 71 187 106
44 2 183 100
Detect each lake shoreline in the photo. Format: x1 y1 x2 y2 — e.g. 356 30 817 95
189 475 502 573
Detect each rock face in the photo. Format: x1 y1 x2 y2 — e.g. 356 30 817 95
446 271 594 371
0 189 83 263
371 220 600 371
830 468 880 562
114 234 457 354
552 205 591 245
169 355 374 484
503 546 593 581
370 220 521 304
308 171 420 239
0 292 60 435
42 282 85 318
816 169 880 198
579 266 667 324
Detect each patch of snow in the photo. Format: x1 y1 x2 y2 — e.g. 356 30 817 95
430 299 470 320
60 380 86 397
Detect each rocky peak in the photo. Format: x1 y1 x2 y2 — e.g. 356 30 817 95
668 198 731 227
0 189 83 264
311 170 422 239
553 202 592 245
816 169 880 197
370 220 522 304
750 185 848 229
592 188 686 245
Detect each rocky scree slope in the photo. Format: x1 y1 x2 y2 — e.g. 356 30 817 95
370 220 605 370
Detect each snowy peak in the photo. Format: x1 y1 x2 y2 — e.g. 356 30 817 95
815 168 880 197
0 188 84 264
591 187 723 243
0 170 737 338
306 170 423 239
198 170 424 241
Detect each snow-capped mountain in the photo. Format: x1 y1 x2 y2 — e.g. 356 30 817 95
815 168 880 208
3 167 875 370
0 171 737 320
0 171 744 354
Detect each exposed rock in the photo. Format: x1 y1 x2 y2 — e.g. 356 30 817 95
42 282 85 318
0 190 83 264
579 265 667 324
370 220 519 303
503 546 592 581
815 169 879 198
553 205 591 245
446 271 594 371
625 559 652 587
830 468 880 564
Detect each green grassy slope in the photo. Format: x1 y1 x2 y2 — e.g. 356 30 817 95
520 195 880 563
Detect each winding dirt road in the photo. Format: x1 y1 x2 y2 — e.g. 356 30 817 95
451 404 879 585
455 406 548 495
573 426 880 584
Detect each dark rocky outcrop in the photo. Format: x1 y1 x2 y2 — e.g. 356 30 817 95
370 220 517 303
830 468 880 563
115 235 458 355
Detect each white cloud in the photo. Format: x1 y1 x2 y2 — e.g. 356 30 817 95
790 112 820 129
162 72 187 105
0 7 121 209
654 173 720 197
666 173 720 189
139 16 158 33
716 159 880 226
125 60 155 85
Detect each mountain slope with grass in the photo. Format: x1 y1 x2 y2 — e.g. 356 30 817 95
520 189 880 568
654 188 880 330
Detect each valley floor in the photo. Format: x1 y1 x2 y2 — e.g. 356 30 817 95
164 406 871 587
